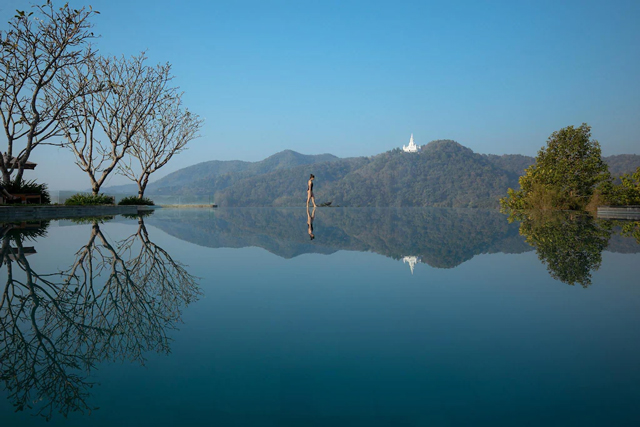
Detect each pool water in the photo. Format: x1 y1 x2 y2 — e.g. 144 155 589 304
1 208 639 426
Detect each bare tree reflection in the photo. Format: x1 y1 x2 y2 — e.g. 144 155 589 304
0 216 200 420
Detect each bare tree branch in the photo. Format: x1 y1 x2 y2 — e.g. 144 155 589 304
59 53 174 194
118 92 203 198
0 2 98 184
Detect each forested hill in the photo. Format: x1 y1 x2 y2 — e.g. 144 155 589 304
317 140 517 207
213 140 523 207
605 154 640 178
482 154 535 178
104 141 640 207
105 150 339 194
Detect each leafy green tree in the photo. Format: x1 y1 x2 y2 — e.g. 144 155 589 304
598 167 640 206
501 124 610 210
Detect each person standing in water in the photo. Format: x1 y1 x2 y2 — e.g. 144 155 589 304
307 174 316 208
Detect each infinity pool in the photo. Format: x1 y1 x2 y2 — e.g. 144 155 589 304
1 208 639 426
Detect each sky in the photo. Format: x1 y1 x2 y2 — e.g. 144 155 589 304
1 0 639 190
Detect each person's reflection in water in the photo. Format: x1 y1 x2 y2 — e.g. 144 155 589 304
307 206 315 240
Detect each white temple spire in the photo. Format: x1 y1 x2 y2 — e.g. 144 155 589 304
402 134 420 153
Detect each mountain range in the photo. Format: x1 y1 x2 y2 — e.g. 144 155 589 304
105 141 640 207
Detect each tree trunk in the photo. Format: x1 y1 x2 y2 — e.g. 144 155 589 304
14 165 24 185
137 173 150 199
1 170 10 186
16 130 36 185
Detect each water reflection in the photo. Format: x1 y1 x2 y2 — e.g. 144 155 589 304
512 212 610 287
307 206 315 240
147 208 533 268
147 208 640 282
509 211 640 287
620 221 640 243
0 215 199 420
0 208 639 423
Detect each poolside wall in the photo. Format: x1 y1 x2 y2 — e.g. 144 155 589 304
0 205 138 221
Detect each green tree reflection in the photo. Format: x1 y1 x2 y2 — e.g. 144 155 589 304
620 221 640 244
0 217 200 420
514 212 611 287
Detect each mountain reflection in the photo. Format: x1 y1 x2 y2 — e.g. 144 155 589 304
146 208 640 281
145 208 532 268
0 216 199 420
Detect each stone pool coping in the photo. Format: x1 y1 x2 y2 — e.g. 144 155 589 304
0 205 142 221
0 204 217 221
157 204 217 208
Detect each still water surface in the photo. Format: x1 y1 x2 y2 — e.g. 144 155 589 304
1 208 639 426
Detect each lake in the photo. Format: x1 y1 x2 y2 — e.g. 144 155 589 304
1 208 639 426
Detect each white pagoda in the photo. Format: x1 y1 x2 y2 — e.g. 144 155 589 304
402 134 420 153
402 256 421 274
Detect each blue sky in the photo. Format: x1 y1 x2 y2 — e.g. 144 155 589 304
1 0 639 190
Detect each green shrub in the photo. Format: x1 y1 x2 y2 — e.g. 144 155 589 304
64 193 114 206
500 188 526 211
598 167 640 206
118 196 155 206
5 179 51 204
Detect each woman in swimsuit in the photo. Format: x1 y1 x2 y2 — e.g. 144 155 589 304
307 174 316 208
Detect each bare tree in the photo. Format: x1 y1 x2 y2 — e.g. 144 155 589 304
118 94 203 198
0 2 98 184
59 53 173 195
